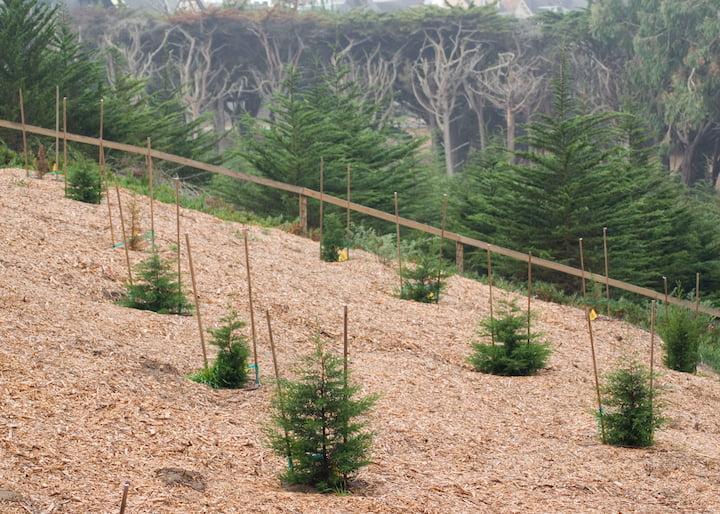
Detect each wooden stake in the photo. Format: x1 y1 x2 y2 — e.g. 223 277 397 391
695 272 701 314
585 304 606 443
455 242 464 273
663 276 669 317
346 165 351 259
55 85 59 172
394 192 403 292
649 300 656 401
487 247 495 346
299 195 308 235
265 309 293 471
119 481 129 514
114 184 133 286
436 193 448 304
19 89 28 178
100 98 115 247
343 305 349 388
244 229 260 386
174 177 182 314
62 96 67 196
579 238 587 300
319 158 324 260
527 252 532 344
147 138 155 247
185 233 208 370
603 227 610 316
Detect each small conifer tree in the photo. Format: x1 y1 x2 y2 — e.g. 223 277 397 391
190 310 251 388
321 213 346 262
121 251 189 314
66 161 102 204
598 363 663 447
36 143 48 178
268 340 377 492
469 303 550 375
399 241 450 303
658 304 704 373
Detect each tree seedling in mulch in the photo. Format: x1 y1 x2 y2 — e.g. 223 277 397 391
320 213 347 262
398 240 450 303
127 193 144 251
35 143 49 179
597 362 664 447
189 310 251 389
66 161 102 204
658 299 705 373
119 251 190 314
469 302 551 376
267 338 377 493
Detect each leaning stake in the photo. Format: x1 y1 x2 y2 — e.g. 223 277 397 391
695 272 701 314
346 165 351 259
487 247 495 345
147 138 155 247
100 98 115 247
119 481 129 514
318 157 324 260
114 184 133 286
185 233 208 369
527 252 533 344
19 89 29 178
244 229 260 386
649 300 657 402
62 96 68 196
394 192 403 292
663 276 669 318
436 193 448 304
602 227 610 316
174 177 182 313
266 309 293 470
579 237 587 300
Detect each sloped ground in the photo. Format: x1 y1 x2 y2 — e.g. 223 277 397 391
0 168 719 513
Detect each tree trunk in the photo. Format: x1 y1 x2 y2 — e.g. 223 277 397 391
442 111 455 176
506 105 516 154
680 123 710 185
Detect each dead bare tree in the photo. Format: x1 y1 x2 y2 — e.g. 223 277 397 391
471 45 544 153
167 26 247 125
411 26 482 176
248 22 305 105
101 19 172 85
331 42 401 125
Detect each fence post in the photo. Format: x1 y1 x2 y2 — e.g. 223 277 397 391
299 194 308 235
455 242 464 273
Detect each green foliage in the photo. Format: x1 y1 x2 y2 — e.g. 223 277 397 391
190 310 251 389
321 213 346 262
121 251 190 314
267 340 377 492
598 363 663 447
658 304 704 373
469 304 550 376
349 224 419 266
66 160 102 204
699 326 720 373
399 240 450 303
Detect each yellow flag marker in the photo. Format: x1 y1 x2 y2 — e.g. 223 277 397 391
589 308 598 321
338 249 349 262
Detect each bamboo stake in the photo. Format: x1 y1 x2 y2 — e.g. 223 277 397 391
579 238 605 443
394 192 403 292
19 89 28 178
147 138 155 247
487 247 495 346
649 300 656 402
695 272 701 314
185 233 208 369
343 305 349 388
436 193 448 304
174 177 182 314
100 98 115 247
603 227 610 316
119 481 129 514
319 158 324 260
62 96 67 196
346 165 351 259
527 252 533 344
55 85 59 173
266 309 293 470
579 237 587 300
114 184 133 286
244 229 260 386
663 276 668 318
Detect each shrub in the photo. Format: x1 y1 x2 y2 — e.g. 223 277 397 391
190 310 251 388
349 224 419 266
268 340 377 492
120 251 190 314
598 363 663 447
469 304 550 376
658 304 704 372
66 161 102 204
321 213 346 262
399 241 450 303
0 142 17 166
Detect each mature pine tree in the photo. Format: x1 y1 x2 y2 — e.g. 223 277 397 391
268 340 376 492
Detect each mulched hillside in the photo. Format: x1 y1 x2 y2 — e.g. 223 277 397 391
0 168 719 513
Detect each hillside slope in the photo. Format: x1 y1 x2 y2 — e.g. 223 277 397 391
0 168 719 513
